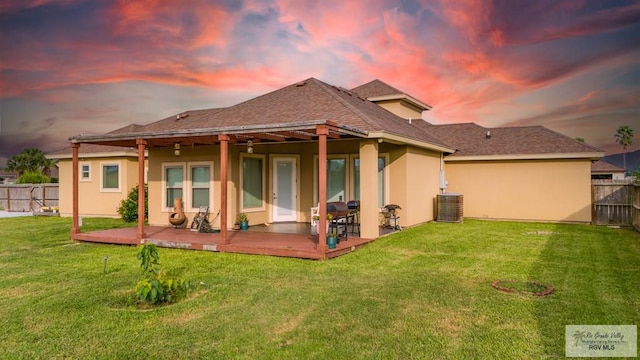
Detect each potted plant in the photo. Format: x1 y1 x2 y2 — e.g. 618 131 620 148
326 213 337 249
237 212 249 230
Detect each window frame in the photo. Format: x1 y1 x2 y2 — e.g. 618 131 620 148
99 162 121 192
240 153 266 212
187 161 214 212
313 154 349 204
162 162 185 212
80 162 91 182
161 161 215 213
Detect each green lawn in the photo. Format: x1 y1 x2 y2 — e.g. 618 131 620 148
0 217 638 359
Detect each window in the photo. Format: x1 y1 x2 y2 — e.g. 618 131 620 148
327 158 346 202
100 163 120 192
162 161 213 211
242 155 264 210
80 163 91 181
313 156 348 203
165 166 184 208
191 165 210 208
353 156 387 207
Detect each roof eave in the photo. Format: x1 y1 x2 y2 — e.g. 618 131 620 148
368 131 455 153
367 94 432 111
46 151 143 160
444 152 605 162
70 120 369 144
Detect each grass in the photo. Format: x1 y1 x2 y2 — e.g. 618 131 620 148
0 217 638 359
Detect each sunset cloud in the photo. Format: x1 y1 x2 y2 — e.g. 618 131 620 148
0 0 639 164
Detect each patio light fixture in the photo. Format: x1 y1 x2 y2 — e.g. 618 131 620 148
174 143 181 156
247 140 253 154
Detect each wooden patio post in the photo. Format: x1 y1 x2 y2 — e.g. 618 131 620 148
219 135 230 245
317 125 328 255
136 138 147 241
71 142 80 236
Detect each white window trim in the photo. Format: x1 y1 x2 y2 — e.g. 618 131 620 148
161 161 214 213
187 161 214 213
313 154 350 204
100 161 121 192
162 162 185 212
80 162 91 182
240 153 266 212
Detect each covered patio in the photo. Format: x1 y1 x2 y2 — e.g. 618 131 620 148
69 119 387 260
73 223 379 260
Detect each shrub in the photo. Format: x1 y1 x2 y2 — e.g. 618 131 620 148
16 171 50 184
134 244 190 305
117 185 148 222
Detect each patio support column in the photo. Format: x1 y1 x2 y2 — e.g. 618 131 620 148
219 135 230 245
71 142 80 237
317 125 328 255
359 139 379 239
136 138 147 241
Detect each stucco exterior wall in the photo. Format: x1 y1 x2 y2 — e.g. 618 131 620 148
375 100 423 120
58 156 140 217
387 146 441 227
444 159 592 222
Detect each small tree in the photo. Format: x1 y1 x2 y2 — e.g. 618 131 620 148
134 244 190 305
117 185 148 222
16 171 51 184
614 126 634 171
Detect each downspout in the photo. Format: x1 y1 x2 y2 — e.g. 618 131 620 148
439 152 447 194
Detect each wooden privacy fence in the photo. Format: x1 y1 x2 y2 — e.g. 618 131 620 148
592 180 634 226
634 183 640 232
0 184 59 212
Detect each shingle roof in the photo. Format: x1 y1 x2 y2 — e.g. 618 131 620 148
119 78 451 150
591 160 625 172
350 79 405 98
47 143 139 158
351 79 432 111
69 77 603 159
417 122 602 157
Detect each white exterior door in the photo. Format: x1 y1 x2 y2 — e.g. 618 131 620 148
272 157 297 222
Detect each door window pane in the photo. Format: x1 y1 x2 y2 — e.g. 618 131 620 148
327 159 345 202
353 157 385 207
243 157 263 209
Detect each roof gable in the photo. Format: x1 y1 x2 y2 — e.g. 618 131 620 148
351 79 432 111
351 79 405 98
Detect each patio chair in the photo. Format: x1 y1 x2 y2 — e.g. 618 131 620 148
190 207 220 233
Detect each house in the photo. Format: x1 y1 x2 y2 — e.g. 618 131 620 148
0 170 18 184
47 124 149 217
591 160 627 180
65 77 603 256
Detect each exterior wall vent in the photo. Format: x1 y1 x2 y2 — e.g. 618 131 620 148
436 193 463 222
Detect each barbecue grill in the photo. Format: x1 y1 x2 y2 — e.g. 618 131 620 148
346 200 360 237
326 201 349 239
382 204 402 230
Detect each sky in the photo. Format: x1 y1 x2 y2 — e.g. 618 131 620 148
1 0 640 167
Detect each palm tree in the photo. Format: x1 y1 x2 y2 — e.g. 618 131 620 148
5 148 51 176
614 126 634 171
